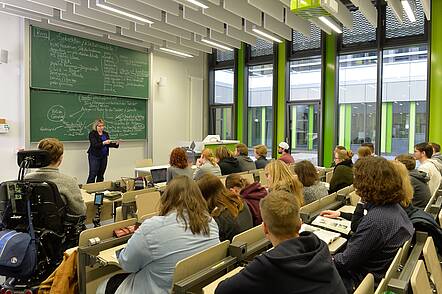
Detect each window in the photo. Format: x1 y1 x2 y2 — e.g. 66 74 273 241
248 64 273 150
338 52 378 153
288 57 322 164
210 68 234 139
380 46 428 157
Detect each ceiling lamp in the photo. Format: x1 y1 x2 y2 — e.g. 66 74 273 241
401 0 416 22
159 47 193 58
96 0 153 24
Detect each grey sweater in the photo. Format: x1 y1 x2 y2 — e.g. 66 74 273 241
303 181 329 204
167 166 194 183
193 162 222 180
25 167 86 215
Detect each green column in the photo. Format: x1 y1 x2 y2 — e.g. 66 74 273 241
385 103 393 153
429 0 442 144
277 41 286 148
292 106 297 149
381 103 387 153
261 107 266 144
409 102 416 153
339 104 345 146
248 109 252 146
308 105 314 150
237 43 246 143
344 104 352 149
323 34 337 167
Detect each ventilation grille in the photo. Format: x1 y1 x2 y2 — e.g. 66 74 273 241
251 38 274 57
343 10 376 45
216 49 234 62
292 23 321 52
386 0 425 39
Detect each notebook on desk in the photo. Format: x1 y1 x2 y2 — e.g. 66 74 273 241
300 224 341 245
311 216 352 235
151 168 168 188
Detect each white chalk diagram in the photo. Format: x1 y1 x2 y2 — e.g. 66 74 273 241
40 95 145 139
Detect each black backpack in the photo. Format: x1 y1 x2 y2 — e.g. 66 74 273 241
405 205 442 253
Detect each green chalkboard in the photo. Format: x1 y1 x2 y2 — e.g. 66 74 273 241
30 89 147 142
31 26 149 99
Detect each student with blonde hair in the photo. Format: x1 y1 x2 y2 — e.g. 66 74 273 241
264 160 304 206
98 176 219 294
193 148 222 180
329 149 354 193
197 174 253 241
253 144 268 169
25 138 86 216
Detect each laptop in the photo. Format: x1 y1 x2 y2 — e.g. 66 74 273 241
150 168 168 188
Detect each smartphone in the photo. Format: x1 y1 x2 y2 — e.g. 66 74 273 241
94 192 104 206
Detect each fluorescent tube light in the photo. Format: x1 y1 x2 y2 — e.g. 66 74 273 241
201 39 234 51
251 28 282 43
159 47 193 58
96 1 153 24
186 0 209 9
318 16 342 34
401 0 416 22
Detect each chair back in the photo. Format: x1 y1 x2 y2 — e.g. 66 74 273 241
232 225 265 245
353 273 374 294
423 236 442 293
410 260 433 294
173 241 230 284
138 211 158 223
325 171 333 183
349 191 361 206
259 170 268 186
135 191 161 218
242 173 255 184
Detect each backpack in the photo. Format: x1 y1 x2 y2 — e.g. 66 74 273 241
405 205 442 253
0 199 37 279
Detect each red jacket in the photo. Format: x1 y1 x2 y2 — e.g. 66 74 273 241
241 182 268 226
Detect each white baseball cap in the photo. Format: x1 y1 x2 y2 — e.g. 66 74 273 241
278 142 289 150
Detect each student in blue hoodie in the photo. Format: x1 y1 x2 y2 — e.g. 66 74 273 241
215 190 346 294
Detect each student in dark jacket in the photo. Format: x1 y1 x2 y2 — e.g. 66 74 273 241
197 174 253 242
225 174 268 226
234 143 256 172
253 144 269 169
329 149 354 193
87 118 119 183
395 154 431 209
215 190 346 294
215 146 242 175
325 157 413 293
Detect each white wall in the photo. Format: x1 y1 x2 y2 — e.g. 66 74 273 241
0 13 208 184
0 15 25 182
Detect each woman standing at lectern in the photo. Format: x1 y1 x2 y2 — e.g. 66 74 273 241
87 118 119 183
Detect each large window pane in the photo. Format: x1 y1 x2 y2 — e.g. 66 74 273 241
214 69 234 104
338 52 378 153
248 64 273 151
212 107 233 140
289 57 321 101
381 46 428 157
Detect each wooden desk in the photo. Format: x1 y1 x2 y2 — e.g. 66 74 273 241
82 190 117 224
329 237 347 254
338 205 356 214
98 244 126 266
202 266 244 294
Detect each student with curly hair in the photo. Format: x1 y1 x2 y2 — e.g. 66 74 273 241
167 147 193 182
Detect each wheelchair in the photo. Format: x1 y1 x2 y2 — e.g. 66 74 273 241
0 151 85 293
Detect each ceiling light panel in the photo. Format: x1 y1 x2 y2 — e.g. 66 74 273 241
386 0 404 23
27 0 68 11
318 16 342 33
321 0 353 29
0 5 44 21
348 0 377 27
199 37 233 51
421 0 430 20
1 0 54 17
401 0 416 22
62 3 116 32
309 18 332 35
226 25 257 45
183 6 225 34
108 34 152 49
185 0 209 9
166 42 199 56
103 0 162 21
75 0 132 29
159 47 193 58
48 19 105 37
223 0 261 26
252 28 283 43
263 13 292 40
89 0 151 25
207 0 220 4
180 37 213 53
248 0 284 22
66 0 81 4
121 28 164 46
210 30 241 48
166 12 207 36
285 9 310 36
135 23 177 43
150 21 193 40
202 3 242 30
136 0 180 16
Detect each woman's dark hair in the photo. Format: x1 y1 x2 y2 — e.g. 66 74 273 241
169 147 189 169
353 157 405 205
160 176 211 236
293 160 318 187
197 173 244 218
215 146 232 161
225 173 249 190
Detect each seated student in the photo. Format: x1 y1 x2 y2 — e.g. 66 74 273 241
361 142 375 156
197 174 253 242
331 145 347 167
225 174 268 226
431 142 442 165
277 141 294 164
357 146 372 160
294 160 328 204
265 160 304 206
329 149 354 194
253 144 268 169
25 138 86 216
414 142 442 196
395 154 431 209
215 190 346 294
331 157 414 293
234 143 256 172
167 147 193 183
193 148 222 180
215 146 241 175
97 176 219 294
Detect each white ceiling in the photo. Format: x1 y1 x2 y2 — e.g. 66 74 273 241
0 0 425 57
